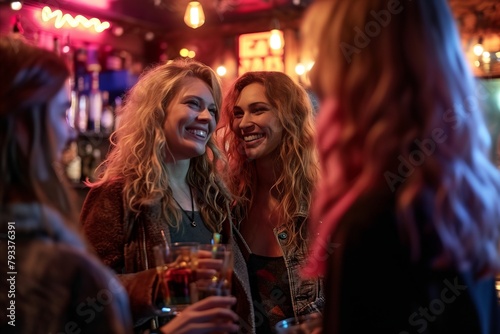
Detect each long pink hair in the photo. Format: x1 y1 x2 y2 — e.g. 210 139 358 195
302 0 500 278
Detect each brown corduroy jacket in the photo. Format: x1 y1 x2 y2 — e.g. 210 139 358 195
80 180 256 333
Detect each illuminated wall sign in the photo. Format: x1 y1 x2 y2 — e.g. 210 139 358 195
239 31 284 75
41 6 110 33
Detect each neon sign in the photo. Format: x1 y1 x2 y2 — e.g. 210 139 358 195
238 31 284 75
41 6 110 33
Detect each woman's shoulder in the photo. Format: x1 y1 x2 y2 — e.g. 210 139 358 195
1 203 86 249
332 187 400 256
341 187 396 229
82 179 126 217
1 240 131 333
87 178 125 197
44 242 126 293
13 236 122 292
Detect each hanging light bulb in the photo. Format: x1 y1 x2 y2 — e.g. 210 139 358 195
184 1 205 29
269 29 284 50
11 1 22 11
269 18 284 50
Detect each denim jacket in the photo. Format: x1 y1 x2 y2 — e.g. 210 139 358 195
233 222 324 320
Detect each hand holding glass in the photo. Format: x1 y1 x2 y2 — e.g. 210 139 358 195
153 242 199 314
275 313 323 334
196 244 233 299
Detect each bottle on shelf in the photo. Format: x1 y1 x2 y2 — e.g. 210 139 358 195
81 143 94 182
76 76 89 132
100 91 115 133
80 143 102 182
65 141 81 183
91 147 102 181
61 34 74 75
74 46 87 78
114 96 123 130
88 70 102 133
74 45 90 133
53 36 60 56
106 49 124 71
67 77 78 129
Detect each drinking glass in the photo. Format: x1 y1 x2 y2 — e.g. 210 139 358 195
153 242 199 314
275 313 323 334
195 243 233 300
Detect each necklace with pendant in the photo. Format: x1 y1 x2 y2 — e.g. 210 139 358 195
173 188 197 227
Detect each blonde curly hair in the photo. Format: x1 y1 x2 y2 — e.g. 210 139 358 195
90 58 233 233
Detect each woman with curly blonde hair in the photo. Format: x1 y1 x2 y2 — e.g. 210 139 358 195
301 0 500 333
81 58 250 333
216 71 323 333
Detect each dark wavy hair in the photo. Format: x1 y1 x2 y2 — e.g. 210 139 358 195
0 36 75 224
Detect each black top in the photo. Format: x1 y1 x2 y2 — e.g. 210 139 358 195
169 211 212 244
247 253 294 334
323 187 500 333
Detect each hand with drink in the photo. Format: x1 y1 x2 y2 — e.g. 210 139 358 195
158 296 239 334
154 242 199 313
154 242 238 333
154 241 234 309
275 313 323 334
196 244 233 299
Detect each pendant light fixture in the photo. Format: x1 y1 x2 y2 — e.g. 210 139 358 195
184 1 205 29
269 18 284 51
10 1 22 11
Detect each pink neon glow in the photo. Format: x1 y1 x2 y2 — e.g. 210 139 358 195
41 6 110 33
64 0 110 10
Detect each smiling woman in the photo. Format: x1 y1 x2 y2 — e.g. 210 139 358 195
79 58 252 333
162 76 217 161
216 71 324 333
231 82 283 160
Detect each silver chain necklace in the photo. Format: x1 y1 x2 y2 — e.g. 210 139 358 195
172 188 197 227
